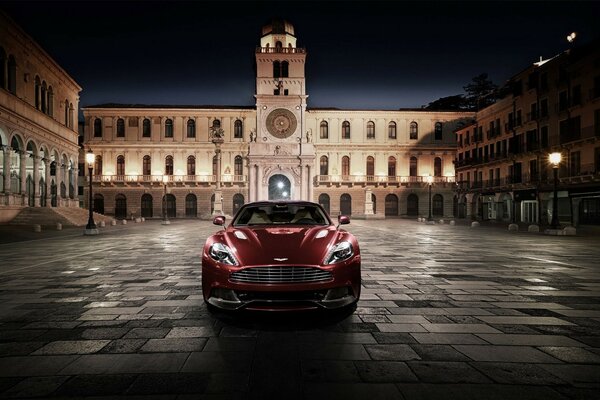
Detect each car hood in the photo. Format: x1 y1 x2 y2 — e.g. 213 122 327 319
223 225 341 266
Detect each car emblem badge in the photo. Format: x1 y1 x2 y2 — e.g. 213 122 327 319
274 258 288 262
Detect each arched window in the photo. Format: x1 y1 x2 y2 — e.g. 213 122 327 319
320 155 329 176
64 99 69 127
93 118 102 137
185 194 197 217
7 55 16 94
94 155 102 176
34 76 41 109
165 119 173 138
142 118 151 137
93 193 104 214
234 155 243 176
281 61 289 78
164 194 176 218
435 122 443 140
187 155 195 176
143 155 151 176
341 156 350 177
371 193 377 214
115 194 127 219
366 156 375 176
388 156 396 177
434 157 442 177
213 119 221 129
340 194 352 216
187 119 196 138
117 118 125 137
385 194 399 216
388 121 397 139
234 119 243 138
68 103 74 129
319 193 330 215
41 81 47 113
407 194 419 216
165 155 173 175
273 61 281 78
433 194 444 216
410 121 418 140
410 156 418 177
275 41 282 49
342 121 350 139
141 194 153 218
116 155 125 176
320 121 328 139
366 121 375 139
47 86 53 116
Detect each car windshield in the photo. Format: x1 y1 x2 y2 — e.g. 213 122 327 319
233 204 330 226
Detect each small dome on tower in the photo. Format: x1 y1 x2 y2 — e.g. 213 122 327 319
262 19 295 37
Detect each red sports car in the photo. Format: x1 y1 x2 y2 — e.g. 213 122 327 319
202 201 361 311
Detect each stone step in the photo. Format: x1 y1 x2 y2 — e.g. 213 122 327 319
8 207 114 227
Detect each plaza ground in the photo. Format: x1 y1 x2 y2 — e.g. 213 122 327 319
0 219 599 399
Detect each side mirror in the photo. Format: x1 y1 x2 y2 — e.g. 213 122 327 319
213 216 226 226
338 215 350 226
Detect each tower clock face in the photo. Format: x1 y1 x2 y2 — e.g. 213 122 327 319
266 108 297 139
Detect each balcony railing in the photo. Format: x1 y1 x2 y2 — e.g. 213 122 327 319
256 46 306 54
315 175 455 184
92 174 248 183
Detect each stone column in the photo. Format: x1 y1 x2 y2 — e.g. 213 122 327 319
33 155 41 206
307 165 313 202
2 146 11 195
19 150 27 198
44 158 51 207
249 163 256 202
256 165 263 201
71 160 79 206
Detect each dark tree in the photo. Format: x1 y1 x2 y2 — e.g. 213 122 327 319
463 73 499 110
425 94 468 111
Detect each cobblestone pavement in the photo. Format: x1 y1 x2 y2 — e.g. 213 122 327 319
0 219 599 399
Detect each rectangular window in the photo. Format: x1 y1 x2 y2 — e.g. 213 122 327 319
530 103 537 121
529 159 538 182
514 162 522 183
570 151 581 176
521 201 538 223
516 110 522 126
540 99 549 117
558 91 568 111
488 169 493 185
541 126 549 148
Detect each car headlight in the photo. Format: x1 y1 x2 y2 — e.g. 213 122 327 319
324 241 354 264
208 242 238 265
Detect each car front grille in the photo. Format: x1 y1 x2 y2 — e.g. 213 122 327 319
230 266 333 284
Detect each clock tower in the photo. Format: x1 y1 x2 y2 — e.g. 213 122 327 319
249 19 315 202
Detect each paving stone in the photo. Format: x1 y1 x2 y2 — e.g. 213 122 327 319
397 383 568 400
140 338 207 352
538 364 600 385
100 339 147 353
409 344 471 361
407 361 492 383
181 351 253 373
0 355 78 376
127 373 210 395
410 333 488 345
477 334 586 347
32 339 110 355
58 353 188 374
1 375 69 398
537 346 600 363
300 343 371 360
81 327 130 339
354 360 418 382
372 332 418 344
471 362 569 385
54 374 137 396
453 345 564 363
0 341 45 356
123 327 170 339
305 383 402 399
364 344 421 361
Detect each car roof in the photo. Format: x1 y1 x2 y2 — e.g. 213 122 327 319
242 201 320 207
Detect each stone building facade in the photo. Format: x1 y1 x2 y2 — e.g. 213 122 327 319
83 20 472 219
455 40 600 226
0 11 82 222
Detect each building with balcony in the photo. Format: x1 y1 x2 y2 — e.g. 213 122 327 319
0 11 82 222
455 40 600 226
83 20 472 220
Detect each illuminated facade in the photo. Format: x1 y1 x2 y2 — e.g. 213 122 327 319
0 11 81 222
455 40 600 226
83 20 471 219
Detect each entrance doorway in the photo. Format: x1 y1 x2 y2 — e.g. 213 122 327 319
268 174 291 200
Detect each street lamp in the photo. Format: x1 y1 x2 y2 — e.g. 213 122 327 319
162 174 170 225
84 149 99 235
426 174 433 222
549 152 562 229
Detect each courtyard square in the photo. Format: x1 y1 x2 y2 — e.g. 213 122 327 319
0 219 599 399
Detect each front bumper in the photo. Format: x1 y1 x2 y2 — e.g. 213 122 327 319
202 257 361 311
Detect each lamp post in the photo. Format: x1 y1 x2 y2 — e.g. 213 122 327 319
426 175 434 223
84 149 99 235
162 175 170 225
549 152 562 229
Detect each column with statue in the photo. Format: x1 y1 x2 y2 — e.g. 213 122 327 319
211 125 225 216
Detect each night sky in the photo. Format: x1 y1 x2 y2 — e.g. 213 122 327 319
1 1 598 111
